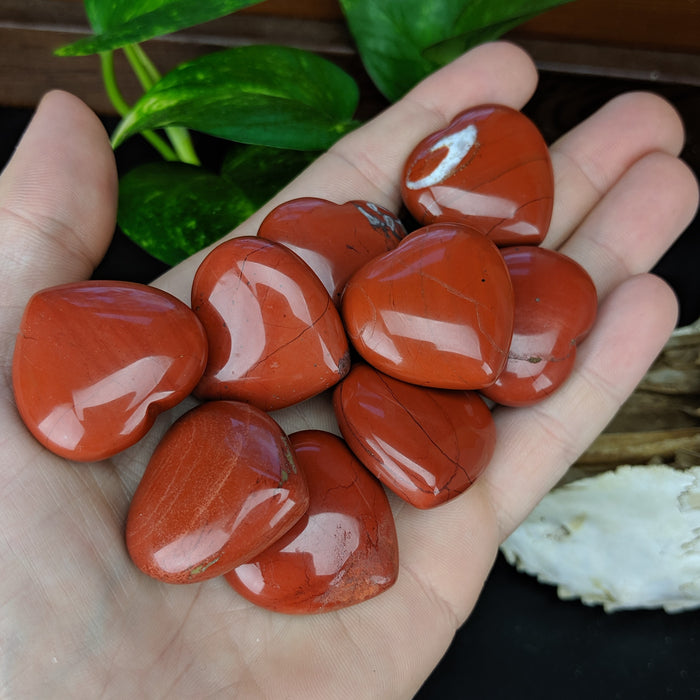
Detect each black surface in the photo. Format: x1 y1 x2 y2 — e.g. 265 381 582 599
416 554 700 699
2 68 699 699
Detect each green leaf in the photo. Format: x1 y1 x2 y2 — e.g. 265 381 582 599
339 0 574 102
57 0 266 56
118 162 254 265
111 45 360 151
421 12 546 66
221 144 319 209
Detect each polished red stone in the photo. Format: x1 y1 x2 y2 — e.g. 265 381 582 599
341 223 514 389
191 236 350 411
334 364 495 508
401 104 553 246
225 429 398 613
126 401 309 584
12 281 207 461
482 246 597 406
258 197 406 305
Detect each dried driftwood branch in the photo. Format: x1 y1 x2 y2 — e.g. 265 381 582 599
574 318 700 474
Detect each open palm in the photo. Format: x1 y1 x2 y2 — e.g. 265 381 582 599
1 43 697 698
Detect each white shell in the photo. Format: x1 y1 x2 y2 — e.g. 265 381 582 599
500 465 700 613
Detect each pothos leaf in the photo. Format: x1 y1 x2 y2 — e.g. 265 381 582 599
111 45 360 151
57 0 267 56
339 0 574 102
118 162 254 266
220 144 319 210
421 11 549 65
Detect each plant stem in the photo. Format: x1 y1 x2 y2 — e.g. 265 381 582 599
99 51 130 116
122 44 154 91
128 43 161 85
123 44 201 166
99 51 178 161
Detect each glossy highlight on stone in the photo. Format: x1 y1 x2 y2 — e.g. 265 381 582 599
341 223 514 389
226 429 399 613
334 364 496 508
258 197 407 305
192 236 350 411
401 104 554 246
12 280 207 461
482 246 597 407
126 401 309 584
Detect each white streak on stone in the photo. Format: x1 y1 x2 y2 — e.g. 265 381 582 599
405 124 477 190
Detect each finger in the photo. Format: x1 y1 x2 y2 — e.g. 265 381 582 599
560 151 699 299
545 91 686 249
0 91 118 352
481 273 679 541
156 41 539 301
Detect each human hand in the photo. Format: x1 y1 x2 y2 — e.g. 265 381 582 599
1 42 697 698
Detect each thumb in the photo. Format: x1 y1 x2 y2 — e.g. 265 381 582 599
0 90 118 362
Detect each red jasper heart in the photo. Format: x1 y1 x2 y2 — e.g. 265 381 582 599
341 223 514 390
192 236 350 411
482 246 597 407
334 364 495 508
258 197 406 305
225 429 398 613
126 401 309 584
12 280 207 462
401 104 554 246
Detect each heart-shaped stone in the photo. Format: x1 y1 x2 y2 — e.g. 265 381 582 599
225 429 398 613
192 236 350 411
401 104 554 246
341 223 514 389
482 246 597 406
258 197 407 305
12 281 207 461
334 364 496 508
126 401 309 584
